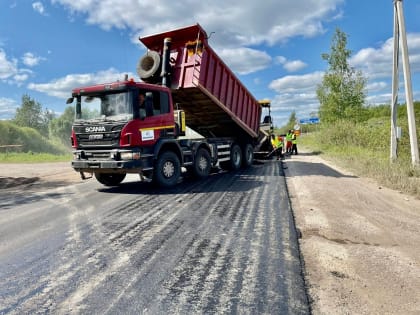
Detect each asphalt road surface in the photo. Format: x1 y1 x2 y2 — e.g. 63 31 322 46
0 160 309 314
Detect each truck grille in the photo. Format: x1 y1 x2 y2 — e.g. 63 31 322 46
74 124 123 148
76 131 120 147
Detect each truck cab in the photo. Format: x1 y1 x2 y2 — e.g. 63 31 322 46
68 79 192 187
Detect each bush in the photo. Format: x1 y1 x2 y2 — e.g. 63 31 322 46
299 110 420 199
0 121 69 155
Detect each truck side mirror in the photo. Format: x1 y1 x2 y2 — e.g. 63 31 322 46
66 97 74 104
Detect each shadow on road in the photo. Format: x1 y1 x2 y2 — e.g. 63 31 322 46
98 165 268 195
0 180 76 210
284 160 357 178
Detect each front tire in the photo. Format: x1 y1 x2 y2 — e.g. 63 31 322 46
153 151 181 187
94 173 126 186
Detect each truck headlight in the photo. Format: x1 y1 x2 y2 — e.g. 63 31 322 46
120 152 141 160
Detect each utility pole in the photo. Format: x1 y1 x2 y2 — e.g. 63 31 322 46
391 0 419 166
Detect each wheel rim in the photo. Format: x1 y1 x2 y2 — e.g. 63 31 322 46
163 161 175 178
198 156 208 171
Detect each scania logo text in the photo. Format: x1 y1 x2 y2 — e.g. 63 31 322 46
85 126 106 133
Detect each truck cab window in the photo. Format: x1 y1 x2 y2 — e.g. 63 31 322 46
160 92 170 114
139 90 169 117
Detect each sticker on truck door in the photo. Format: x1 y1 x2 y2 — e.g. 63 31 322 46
141 129 154 141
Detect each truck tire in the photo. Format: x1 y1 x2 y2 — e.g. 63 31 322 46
153 151 181 187
220 143 242 171
192 147 211 178
242 143 254 168
94 173 126 186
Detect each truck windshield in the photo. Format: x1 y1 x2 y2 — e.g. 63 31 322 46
75 91 133 121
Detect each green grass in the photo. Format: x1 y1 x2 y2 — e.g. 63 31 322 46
299 125 420 199
0 152 72 163
0 120 71 163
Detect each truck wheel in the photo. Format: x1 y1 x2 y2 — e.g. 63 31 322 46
242 143 254 168
137 50 161 82
153 151 181 187
94 173 126 186
192 148 211 178
220 143 242 171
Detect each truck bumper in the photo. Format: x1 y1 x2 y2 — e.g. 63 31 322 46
71 149 154 174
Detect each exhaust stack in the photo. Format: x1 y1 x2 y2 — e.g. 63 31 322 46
161 37 172 88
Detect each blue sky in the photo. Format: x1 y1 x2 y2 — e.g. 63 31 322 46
1 0 420 126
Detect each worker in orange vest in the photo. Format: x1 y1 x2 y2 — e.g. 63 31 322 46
285 130 293 154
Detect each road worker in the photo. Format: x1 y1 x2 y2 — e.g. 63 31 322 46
270 134 283 160
285 130 293 154
291 131 298 155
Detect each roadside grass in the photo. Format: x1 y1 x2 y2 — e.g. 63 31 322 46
300 124 420 199
0 120 71 163
0 152 72 163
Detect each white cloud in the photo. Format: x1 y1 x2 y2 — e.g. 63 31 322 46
0 49 18 80
218 48 272 75
367 81 388 93
283 60 307 72
366 93 392 106
32 2 47 15
22 52 45 67
52 0 344 47
269 71 324 93
13 72 31 84
268 71 324 125
276 56 307 72
0 49 33 85
27 68 136 98
350 33 420 79
348 33 420 106
276 56 287 64
0 97 19 120
271 91 321 124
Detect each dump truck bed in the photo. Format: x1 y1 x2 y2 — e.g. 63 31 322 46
140 24 261 139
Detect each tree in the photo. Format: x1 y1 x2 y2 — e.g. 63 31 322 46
49 106 75 146
317 28 367 124
13 94 52 137
286 111 297 130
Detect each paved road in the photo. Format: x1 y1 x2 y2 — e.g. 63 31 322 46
0 160 309 314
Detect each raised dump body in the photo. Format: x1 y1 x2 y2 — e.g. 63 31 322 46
139 24 261 139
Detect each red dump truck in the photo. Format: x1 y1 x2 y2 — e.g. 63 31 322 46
67 23 270 187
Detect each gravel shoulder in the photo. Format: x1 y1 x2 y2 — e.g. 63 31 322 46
1 155 420 314
0 162 80 190
283 150 420 315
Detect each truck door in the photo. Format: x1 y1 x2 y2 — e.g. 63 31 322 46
138 90 174 145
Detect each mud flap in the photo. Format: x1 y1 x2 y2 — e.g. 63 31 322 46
80 172 93 180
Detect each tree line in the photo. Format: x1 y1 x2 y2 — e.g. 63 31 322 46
11 95 74 147
282 27 419 129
